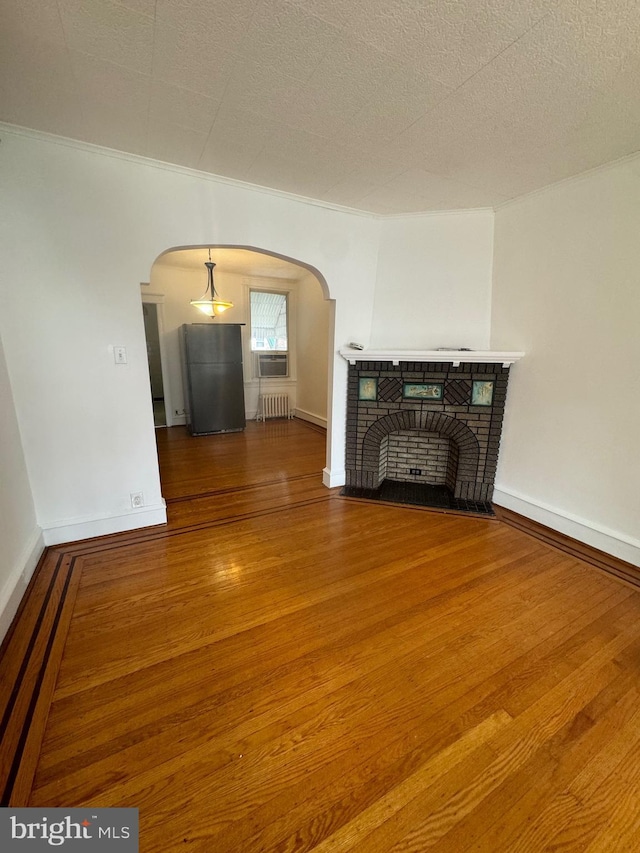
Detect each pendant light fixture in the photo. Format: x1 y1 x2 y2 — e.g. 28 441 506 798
190 249 233 317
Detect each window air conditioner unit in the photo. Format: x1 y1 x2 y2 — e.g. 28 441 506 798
257 353 288 378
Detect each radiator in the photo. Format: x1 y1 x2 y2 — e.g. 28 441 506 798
258 393 292 421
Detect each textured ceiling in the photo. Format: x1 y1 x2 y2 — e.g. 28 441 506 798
2 0 640 214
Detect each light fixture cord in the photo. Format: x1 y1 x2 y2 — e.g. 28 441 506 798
205 249 216 299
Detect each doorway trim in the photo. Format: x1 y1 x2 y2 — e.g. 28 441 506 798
141 291 174 427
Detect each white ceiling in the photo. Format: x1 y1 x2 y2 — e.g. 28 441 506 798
2 0 640 214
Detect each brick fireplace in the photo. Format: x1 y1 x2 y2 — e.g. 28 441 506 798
340 349 523 514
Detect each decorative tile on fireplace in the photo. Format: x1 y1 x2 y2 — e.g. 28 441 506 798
444 378 472 405
378 377 403 401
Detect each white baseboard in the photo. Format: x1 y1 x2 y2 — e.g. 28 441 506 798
0 527 45 644
294 408 327 429
493 487 640 568
42 502 167 546
323 467 345 489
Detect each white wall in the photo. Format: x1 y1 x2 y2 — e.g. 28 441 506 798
0 334 43 641
370 211 494 350
296 271 331 426
0 127 381 533
0 126 501 551
492 156 640 566
0 137 167 544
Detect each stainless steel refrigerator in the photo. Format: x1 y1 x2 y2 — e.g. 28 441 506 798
180 324 246 435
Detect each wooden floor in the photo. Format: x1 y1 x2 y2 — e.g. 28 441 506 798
4 419 640 851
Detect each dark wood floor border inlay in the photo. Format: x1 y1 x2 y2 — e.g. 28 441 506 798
0 553 82 806
495 505 640 589
0 554 64 736
0 474 334 805
165 472 320 504
66 494 337 559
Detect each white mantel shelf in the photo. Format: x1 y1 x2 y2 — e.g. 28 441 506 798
339 349 525 368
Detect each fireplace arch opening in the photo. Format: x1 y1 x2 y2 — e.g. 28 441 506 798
362 410 480 498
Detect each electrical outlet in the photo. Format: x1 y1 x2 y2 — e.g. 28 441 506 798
409 468 422 476
130 491 144 509
114 346 127 364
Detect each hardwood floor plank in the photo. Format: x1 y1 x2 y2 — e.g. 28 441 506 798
427 672 640 851
490 687 640 853
266 592 640 851
34 533 541 777
348 645 627 852
1 420 639 852
48 509 514 699
583 786 640 853
32 536 621 795
31 544 632 832
32 543 555 801
495 505 640 589
157 420 326 500
300 712 514 853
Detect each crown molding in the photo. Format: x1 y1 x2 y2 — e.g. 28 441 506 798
5 121 636 221
378 206 495 220
0 122 493 221
0 122 378 219
494 147 640 212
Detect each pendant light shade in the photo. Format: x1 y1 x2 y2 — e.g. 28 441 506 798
190 252 233 317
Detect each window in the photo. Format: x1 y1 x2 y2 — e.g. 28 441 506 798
250 290 288 351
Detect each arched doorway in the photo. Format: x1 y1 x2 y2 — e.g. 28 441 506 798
143 244 334 497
